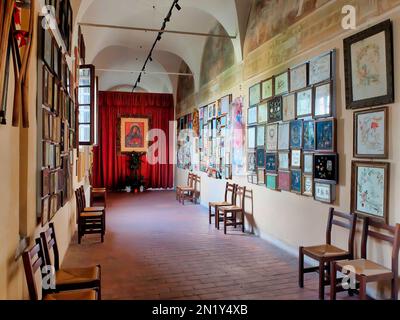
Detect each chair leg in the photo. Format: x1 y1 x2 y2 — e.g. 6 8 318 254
242 211 245 233
391 277 398 300
359 276 367 300
209 205 212 224
330 262 337 300
299 247 304 288
224 213 227 235
319 262 325 300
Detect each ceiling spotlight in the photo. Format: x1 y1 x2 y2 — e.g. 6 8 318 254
149 56 153 62
175 3 181 11
157 33 162 41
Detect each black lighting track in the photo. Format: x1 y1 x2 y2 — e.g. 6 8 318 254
132 0 181 92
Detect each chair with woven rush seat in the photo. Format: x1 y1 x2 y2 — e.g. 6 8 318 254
40 223 101 298
209 182 237 227
22 238 98 300
176 172 194 201
330 218 400 300
90 187 107 208
217 186 246 234
179 174 200 205
299 208 357 300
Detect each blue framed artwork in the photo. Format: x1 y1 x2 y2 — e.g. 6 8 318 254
290 120 303 149
266 174 279 191
291 170 302 194
303 120 315 151
265 153 278 173
256 148 266 168
316 119 336 152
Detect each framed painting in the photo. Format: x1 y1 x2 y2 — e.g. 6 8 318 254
247 126 256 149
291 170 302 194
42 27 53 71
316 118 336 152
224 165 232 180
278 122 290 151
208 103 215 119
258 102 268 123
354 107 388 159
291 149 302 169
278 171 291 192
303 120 315 151
262 77 274 101
303 153 314 175
257 168 266 185
267 96 283 123
220 95 231 115
302 175 314 197
119 117 149 153
266 174 279 191
309 51 333 85
296 88 313 118
247 106 257 125
43 111 50 140
314 153 339 184
247 174 257 185
256 125 265 147
41 197 50 226
247 151 256 173
314 81 332 119
290 63 308 92
314 182 335 204
290 120 303 149
282 94 296 122
275 71 289 96
52 38 61 77
41 169 50 197
256 148 266 168
351 161 389 222
344 20 394 109
249 83 261 107
265 153 278 173
266 123 278 152
278 152 290 171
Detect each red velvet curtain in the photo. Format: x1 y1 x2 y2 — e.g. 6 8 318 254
92 91 174 190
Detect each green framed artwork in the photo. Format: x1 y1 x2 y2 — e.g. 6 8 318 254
266 174 279 191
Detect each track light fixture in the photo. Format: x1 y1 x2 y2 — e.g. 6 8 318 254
175 3 181 11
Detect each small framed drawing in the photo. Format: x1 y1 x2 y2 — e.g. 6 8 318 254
314 153 339 184
247 151 256 172
266 123 278 151
256 125 265 147
265 153 278 173
248 106 257 125
278 152 290 171
247 126 256 149
247 174 255 184
267 96 283 123
351 161 389 222
266 174 279 191
344 20 394 109
291 170 302 194
303 120 315 151
290 63 308 92
291 149 302 169
258 102 268 123
309 51 333 85
316 118 336 152
290 120 303 149
262 77 274 100
296 88 313 118
275 71 289 96
249 83 261 107
257 168 266 185
314 182 335 204
302 175 314 197
220 95 231 115
278 171 291 192
314 81 332 118
282 94 296 121
256 148 266 168
208 103 215 119
354 107 388 159
303 153 314 175
278 122 290 151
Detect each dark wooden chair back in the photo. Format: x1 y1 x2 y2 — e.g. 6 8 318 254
40 223 60 271
224 182 237 203
326 208 357 256
187 173 195 188
361 218 400 275
235 186 247 210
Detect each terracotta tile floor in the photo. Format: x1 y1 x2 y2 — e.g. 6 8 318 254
62 191 348 300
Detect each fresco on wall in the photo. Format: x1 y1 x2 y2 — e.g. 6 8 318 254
176 60 195 117
200 23 235 87
244 0 331 56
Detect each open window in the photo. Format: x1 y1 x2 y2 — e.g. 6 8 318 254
78 65 95 145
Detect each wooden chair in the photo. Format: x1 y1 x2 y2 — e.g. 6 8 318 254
176 172 194 201
75 187 105 244
179 174 200 205
90 187 107 208
209 182 237 227
331 218 400 300
22 239 98 300
217 186 246 235
40 223 101 298
299 208 357 300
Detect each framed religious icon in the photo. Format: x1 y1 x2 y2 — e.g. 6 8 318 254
351 161 389 222
265 153 278 173
220 95 231 115
43 111 50 140
314 182 335 204
266 174 279 191
302 175 314 197
249 83 261 107
119 117 149 153
41 169 50 197
290 63 308 92
52 38 61 78
247 151 256 173
354 107 388 159
261 77 274 101
282 94 296 122
42 28 53 71
41 196 50 226
309 51 333 85
208 103 215 119
278 122 290 151
258 102 268 123
314 81 332 119
315 118 336 152
278 152 290 171
278 171 291 192
266 123 278 152
247 126 256 149
275 71 289 96
290 120 303 149
256 148 266 168
257 168 266 185
291 149 302 169
256 125 265 147
314 153 339 184
247 106 257 125
303 153 314 175
291 170 302 194
42 66 51 108
303 120 315 151
344 20 394 109
296 88 313 118
53 81 59 115
267 96 283 123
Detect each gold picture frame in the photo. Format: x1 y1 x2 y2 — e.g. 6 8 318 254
119 117 149 153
